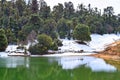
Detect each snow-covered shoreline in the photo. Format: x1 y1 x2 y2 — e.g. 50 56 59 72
0 34 120 57
58 34 120 53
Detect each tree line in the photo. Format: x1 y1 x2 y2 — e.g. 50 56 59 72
0 0 120 54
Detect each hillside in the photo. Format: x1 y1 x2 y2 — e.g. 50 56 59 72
92 40 120 61
102 41 120 56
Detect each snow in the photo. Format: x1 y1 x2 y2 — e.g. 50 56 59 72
0 34 120 57
59 34 120 53
40 52 96 57
0 43 31 57
5 45 18 52
89 34 120 51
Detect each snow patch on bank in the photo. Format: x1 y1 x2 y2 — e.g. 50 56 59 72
59 34 120 53
90 34 120 51
0 34 120 57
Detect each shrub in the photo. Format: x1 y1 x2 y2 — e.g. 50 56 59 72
29 34 55 55
73 24 91 42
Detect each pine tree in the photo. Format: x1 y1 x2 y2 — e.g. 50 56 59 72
0 29 8 51
31 0 38 13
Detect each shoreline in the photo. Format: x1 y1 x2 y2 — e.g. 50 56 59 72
91 53 120 61
1 39 120 60
1 51 120 62
91 40 120 61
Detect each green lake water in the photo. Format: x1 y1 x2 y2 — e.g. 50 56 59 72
0 56 120 80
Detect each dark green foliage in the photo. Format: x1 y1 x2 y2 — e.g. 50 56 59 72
5 29 17 44
0 0 120 46
40 6 51 19
0 29 8 51
64 2 74 19
50 42 58 50
57 18 69 39
52 3 64 22
16 0 25 16
22 14 43 35
37 34 53 49
73 24 91 42
29 44 44 55
54 39 63 46
18 30 26 44
31 0 38 13
29 34 55 55
43 19 57 39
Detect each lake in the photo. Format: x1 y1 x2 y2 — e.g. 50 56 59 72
0 56 120 80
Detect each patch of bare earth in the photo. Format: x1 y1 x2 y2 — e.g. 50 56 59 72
92 40 120 61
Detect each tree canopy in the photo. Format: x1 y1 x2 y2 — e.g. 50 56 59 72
0 0 120 53
73 24 91 42
29 34 53 54
0 29 8 51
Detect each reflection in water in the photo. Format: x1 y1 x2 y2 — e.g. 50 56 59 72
0 57 29 68
49 56 117 72
0 56 117 72
86 58 116 72
0 56 120 80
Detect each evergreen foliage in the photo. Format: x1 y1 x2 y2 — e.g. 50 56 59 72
0 29 8 51
73 24 91 42
29 34 53 54
0 0 120 53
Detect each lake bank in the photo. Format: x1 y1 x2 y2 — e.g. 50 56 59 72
1 34 120 58
91 40 120 61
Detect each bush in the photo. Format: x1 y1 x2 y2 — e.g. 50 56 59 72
37 34 53 48
29 44 48 55
0 29 8 51
29 34 55 55
54 39 63 46
50 42 58 50
73 24 91 42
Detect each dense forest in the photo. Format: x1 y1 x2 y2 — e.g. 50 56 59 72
0 0 120 54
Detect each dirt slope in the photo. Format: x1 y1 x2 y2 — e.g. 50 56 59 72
92 40 120 61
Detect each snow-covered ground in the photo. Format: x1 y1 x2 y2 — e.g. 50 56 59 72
0 34 120 57
59 34 120 53
0 44 30 57
6 45 18 52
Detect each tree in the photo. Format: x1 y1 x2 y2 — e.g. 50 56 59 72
16 0 26 16
64 1 74 19
5 29 16 44
77 3 86 15
31 0 38 13
39 6 51 19
103 6 114 24
43 19 57 39
29 34 53 55
23 14 43 35
73 24 91 42
52 3 64 22
39 0 47 9
18 30 27 44
37 34 53 49
0 29 8 51
57 18 69 38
